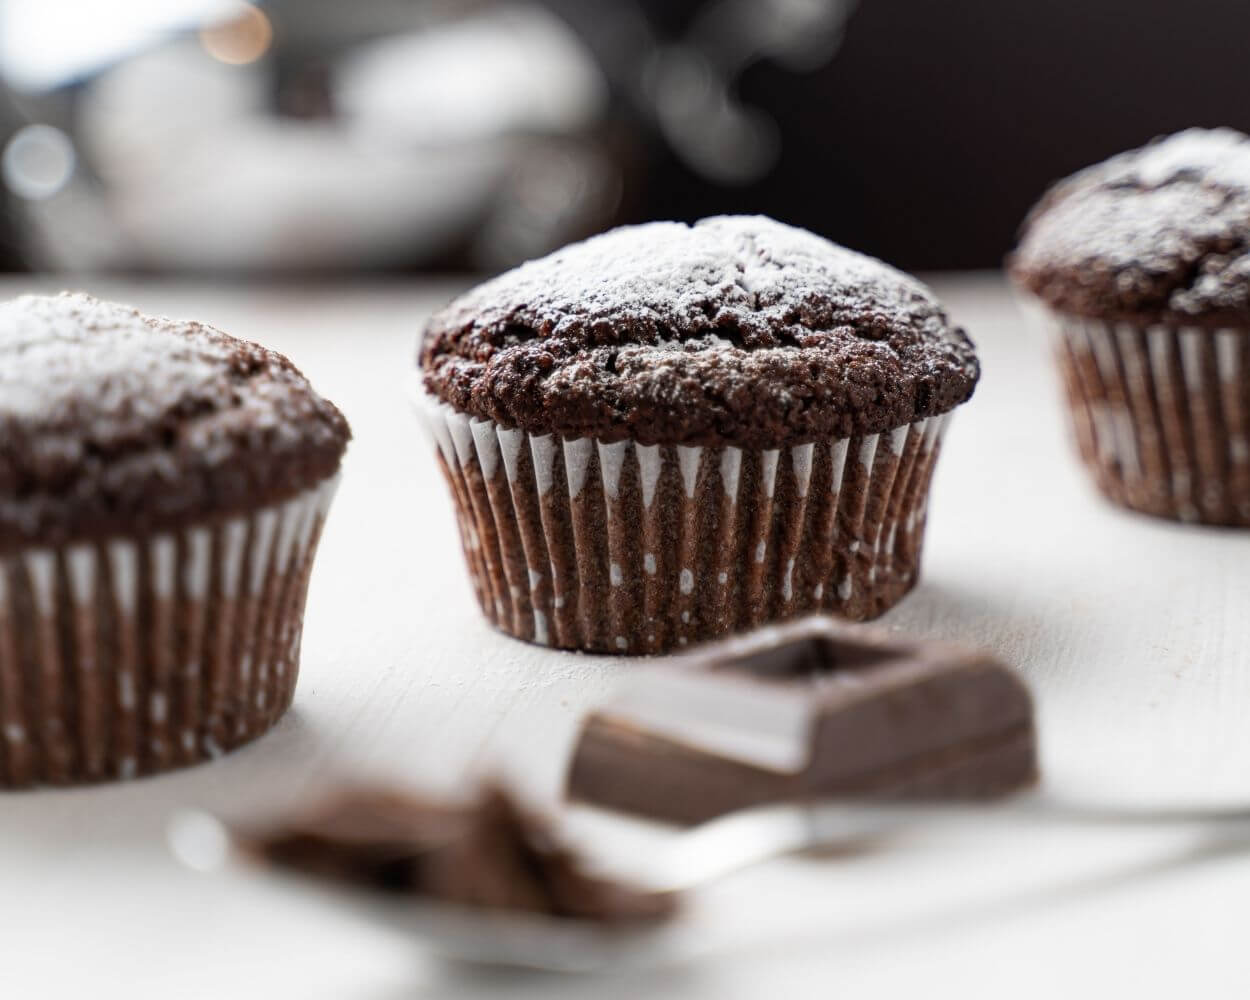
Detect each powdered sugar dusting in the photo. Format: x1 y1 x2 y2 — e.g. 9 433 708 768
1131 128 1250 189
1014 128 1250 319
0 292 349 550
445 216 940 348
422 216 977 448
3 298 219 421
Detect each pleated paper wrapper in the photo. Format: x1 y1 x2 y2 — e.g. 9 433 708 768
0 476 339 786
1034 302 1250 525
416 390 953 654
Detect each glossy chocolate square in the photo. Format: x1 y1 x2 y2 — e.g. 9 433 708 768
566 617 1037 825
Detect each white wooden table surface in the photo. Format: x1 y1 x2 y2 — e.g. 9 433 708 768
3 274 1250 999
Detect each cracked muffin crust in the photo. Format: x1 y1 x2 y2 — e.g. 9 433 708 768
1011 128 1250 328
0 292 351 552
420 216 979 448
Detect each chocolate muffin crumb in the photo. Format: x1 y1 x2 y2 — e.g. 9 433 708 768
0 292 351 552
420 216 979 448
1011 128 1250 326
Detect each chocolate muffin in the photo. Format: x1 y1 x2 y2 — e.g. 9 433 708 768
1011 127 1250 525
416 216 979 653
0 292 350 785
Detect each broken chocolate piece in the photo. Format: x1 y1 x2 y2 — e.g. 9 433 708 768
565 617 1037 825
242 784 677 925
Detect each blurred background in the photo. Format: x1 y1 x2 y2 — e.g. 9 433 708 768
1 0 1248 278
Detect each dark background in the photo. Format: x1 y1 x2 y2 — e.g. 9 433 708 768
627 0 1250 269
2 0 1248 273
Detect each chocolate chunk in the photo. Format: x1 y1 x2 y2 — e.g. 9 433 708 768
243 785 677 925
565 617 1037 825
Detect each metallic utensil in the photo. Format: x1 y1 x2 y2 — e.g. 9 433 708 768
169 793 1250 973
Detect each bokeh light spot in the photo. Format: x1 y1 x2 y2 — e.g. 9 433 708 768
199 3 272 65
2 124 75 200
166 810 231 873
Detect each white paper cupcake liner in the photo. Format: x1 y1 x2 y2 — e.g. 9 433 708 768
414 387 952 654
0 476 339 786
1033 303 1250 525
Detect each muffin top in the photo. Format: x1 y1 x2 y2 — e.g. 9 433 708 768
0 292 350 551
419 216 978 448
1011 128 1250 326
